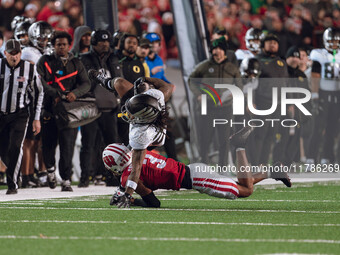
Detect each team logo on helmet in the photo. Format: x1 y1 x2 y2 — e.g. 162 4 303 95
102 143 132 174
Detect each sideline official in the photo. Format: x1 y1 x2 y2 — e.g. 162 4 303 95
0 39 43 194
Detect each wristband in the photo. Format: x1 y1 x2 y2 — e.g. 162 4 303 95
126 180 137 190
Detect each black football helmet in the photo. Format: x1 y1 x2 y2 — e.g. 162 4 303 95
240 58 261 78
121 94 162 124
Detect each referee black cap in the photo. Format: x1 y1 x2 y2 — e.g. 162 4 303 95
5 39 21 54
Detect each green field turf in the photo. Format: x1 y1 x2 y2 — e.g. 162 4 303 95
0 182 339 255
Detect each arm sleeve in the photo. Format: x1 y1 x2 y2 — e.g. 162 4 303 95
311 61 321 74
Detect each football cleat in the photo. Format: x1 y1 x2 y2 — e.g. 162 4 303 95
47 171 57 189
61 180 73 192
88 69 109 85
270 162 292 187
229 126 254 148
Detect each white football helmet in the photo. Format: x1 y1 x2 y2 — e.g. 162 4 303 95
323 27 340 52
245 28 262 52
102 143 132 174
28 21 54 51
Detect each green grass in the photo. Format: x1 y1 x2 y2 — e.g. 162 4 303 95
0 182 340 255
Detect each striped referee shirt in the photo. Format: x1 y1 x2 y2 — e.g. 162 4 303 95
0 58 43 120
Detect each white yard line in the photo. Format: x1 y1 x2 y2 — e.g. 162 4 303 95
0 235 339 244
0 206 339 214
0 220 339 227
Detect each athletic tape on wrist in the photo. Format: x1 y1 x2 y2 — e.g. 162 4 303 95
126 180 137 190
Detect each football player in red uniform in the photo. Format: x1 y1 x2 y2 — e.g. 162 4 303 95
89 71 174 208
103 127 292 208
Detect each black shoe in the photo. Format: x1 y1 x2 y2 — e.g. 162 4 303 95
78 179 89 188
6 188 17 195
229 127 254 148
270 162 292 187
61 180 73 192
47 171 57 189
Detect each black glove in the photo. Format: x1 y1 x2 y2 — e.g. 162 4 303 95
116 193 133 208
110 186 125 205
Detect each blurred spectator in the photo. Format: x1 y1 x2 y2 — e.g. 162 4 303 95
136 37 151 77
70 25 91 57
66 3 83 28
36 0 65 28
0 0 20 32
211 27 238 66
55 15 74 38
145 32 169 82
23 3 39 20
162 12 178 58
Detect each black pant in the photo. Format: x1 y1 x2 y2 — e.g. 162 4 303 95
196 105 232 166
306 90 340 162
80 110 119 182
0 108 29 189
246 98 280 166
273 121 300 166
42 112 78 181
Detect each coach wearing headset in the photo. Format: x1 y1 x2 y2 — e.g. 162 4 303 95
79 29 122 187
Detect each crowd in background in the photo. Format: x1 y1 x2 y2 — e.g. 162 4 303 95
2 0 340 58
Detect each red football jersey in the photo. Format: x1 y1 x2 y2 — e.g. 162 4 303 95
121 152 186 191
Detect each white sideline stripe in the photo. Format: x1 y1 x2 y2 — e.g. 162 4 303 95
0 206 339 214
160 199 340 203
0 235 339 244
258 254 330 255
0 220 339 227
0 202 44 205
